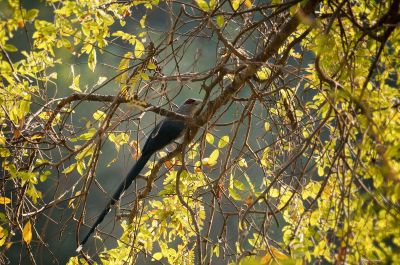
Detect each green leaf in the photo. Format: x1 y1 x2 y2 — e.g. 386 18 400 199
3 44 18 52
25 9 39 22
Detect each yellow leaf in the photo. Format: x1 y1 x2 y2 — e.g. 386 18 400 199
0 226 8 247
153 252 163 261
134 40 144 58
23 221 32 244
147 62 157 70
88 49 97 72
256 66 271 80
270 246 288 259
244 0 252 8
0 135 6 146
231 0 241 10
195 0 210 12
238 158 247 167
69 74 81 92
206 133 214 144
210 149 219 161
93 110 106 121
264 122 270 131
62 163 76 174
201 158 212 167
216 15 224 28
0 197 11 204
218 136 229 148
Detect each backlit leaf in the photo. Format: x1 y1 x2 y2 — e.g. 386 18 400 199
218 136 229 148
23 221 32 244
0 197 11 204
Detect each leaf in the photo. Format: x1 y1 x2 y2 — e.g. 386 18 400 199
62 163 76 174
264 122 270 131
134 40 144 58
88 48 97 71
233 179 246 190
256 66 271 80
140 15 146 28
206 133 214 144
76 128 97 141
290 3 301 16
231 0 241 11
98 9 114 26
216 15 224 28
213 245 220 257
3 44 17 52
77 160 86 176
69 74 81 92
229 186 241 200
195 0 210 12
245 195 253 206
93 110 106 121
23 221 32 244
96 76 107 85
202 157 217 167
147 62 157 70
153 252 163 261
318 166 325 177
210 149 219 161
140 72 149 81
269 188 279 198
0 226 8 247
238 158 247 167
25 9 39 21
218 136 229 148
244 0 252 8
0 197 11 204
0 135 5 146
209 0 217 9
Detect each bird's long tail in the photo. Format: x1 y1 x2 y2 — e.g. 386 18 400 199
77 152 152 250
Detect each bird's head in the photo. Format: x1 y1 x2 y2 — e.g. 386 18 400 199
177 98 202 115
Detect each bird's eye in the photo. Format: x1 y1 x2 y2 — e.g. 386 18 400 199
184 98 196 104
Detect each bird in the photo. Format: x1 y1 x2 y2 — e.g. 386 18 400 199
77 98 202 251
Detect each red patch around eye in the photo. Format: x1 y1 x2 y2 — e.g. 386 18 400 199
185 98 195 104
